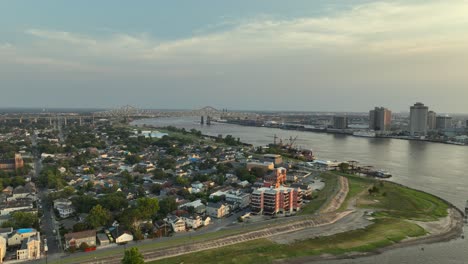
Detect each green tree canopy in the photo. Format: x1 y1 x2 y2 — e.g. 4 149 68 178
98 192 128 212
86 204 112 228
158 196 177 216
122 247 144 264
2 212 38 229
135 197 159 220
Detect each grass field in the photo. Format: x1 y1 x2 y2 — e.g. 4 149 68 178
336 173 374 211
153 218 426 264
333 172 449 221
299 172 340 214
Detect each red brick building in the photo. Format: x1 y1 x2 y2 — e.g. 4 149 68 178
0 154 24 171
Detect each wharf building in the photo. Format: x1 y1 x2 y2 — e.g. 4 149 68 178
369 107 392 131
409 102 429 137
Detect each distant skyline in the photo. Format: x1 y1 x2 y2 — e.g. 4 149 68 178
1 1 468 113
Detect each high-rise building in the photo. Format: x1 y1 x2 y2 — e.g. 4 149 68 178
332 116 348 129
369 107 392 131
436 116 452 130
427 111 437 130
409 102 429 136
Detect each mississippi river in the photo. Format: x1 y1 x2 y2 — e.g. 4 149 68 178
133 117 468 264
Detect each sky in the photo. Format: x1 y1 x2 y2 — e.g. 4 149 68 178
1 0 468 113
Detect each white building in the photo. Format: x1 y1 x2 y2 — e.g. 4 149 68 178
56 204 75 218
164 216 186 233
180 215 202 229
206 203 230 218
225 191 251 209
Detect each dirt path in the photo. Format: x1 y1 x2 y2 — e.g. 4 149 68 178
320 176 349 213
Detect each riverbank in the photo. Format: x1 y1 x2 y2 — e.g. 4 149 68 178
150 173 463 264
131 117 468 264
217 120 467 146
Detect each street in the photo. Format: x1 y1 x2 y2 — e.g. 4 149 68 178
32 131 63 255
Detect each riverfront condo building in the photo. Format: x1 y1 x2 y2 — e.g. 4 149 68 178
369 107 392 131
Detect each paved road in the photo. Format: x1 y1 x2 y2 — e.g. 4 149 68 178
32 131 63 256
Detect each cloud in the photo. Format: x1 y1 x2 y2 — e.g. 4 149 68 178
4 0 468 72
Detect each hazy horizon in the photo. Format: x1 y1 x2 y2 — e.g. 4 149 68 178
2 0 468 113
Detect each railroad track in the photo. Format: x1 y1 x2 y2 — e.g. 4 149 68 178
74 211 352 264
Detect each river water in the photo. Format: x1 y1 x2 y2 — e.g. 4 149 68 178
133 117 468 264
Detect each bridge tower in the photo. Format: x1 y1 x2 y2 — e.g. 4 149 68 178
200 116 204 125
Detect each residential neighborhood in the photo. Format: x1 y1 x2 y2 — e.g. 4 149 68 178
0 118 326 263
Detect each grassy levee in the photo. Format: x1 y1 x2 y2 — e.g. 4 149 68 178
334 172 449 221
299 172 339 215
154 218 426 264
336 173 374 211
149 173 451 264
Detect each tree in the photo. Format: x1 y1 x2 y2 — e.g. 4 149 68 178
3 212 38 229
235 167 257 183
150 184 162 195
216 163 230 175
122 247 144 264
157 157 176 170
338 162 349 173
86 205 111 228
158 197 177 216
153 169 167 179
135 197 159 220
125 154 141 165
251 167 266 178
98 192 128 212
73 222 90 232
175 176 189 187
72 195 98 214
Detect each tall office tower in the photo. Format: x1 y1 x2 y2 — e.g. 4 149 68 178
409 102 429 136
369 107 392 131
333 116 348 129
436 116 453 130
427 111 437 130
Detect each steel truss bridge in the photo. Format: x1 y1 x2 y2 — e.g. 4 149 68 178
0 106 260 125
